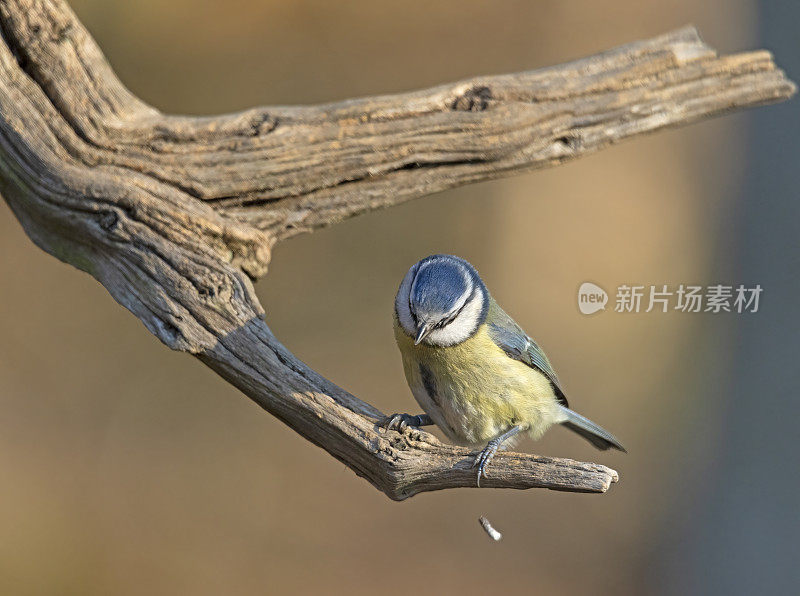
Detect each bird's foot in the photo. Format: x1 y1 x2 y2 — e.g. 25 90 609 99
472 425 526 487
472 438 502 487
380 413 429 433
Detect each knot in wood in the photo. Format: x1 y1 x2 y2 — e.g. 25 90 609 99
98 210 119 232
451 85 492 111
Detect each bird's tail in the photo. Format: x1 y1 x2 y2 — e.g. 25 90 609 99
558 405 626 452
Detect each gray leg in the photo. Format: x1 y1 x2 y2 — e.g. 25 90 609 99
380 413 434 432
473 425 525 487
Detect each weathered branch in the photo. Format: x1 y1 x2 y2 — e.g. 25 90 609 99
0 0 794 499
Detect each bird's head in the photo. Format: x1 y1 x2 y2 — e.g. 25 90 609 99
395 254 489 347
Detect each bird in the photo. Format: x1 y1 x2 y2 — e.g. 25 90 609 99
383 254 625 486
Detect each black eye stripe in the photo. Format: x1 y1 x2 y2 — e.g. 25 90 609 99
437 287 476 329
407 265 420 326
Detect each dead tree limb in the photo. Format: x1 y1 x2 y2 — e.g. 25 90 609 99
0 0 794 499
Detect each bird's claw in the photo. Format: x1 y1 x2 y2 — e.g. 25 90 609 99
473 439 501 487
380 413 422 433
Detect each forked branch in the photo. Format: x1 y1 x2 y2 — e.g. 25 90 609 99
0 0 794 499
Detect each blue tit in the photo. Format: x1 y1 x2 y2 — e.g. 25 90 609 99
384 254 625 486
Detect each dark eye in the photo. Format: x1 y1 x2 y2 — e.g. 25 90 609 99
438 298 469 329
437 313 456 329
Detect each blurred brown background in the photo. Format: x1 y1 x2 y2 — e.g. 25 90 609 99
1 1 797 594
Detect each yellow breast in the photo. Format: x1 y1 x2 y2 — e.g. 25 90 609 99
394 317 561 445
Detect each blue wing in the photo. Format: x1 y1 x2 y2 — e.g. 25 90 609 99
486 301 568 407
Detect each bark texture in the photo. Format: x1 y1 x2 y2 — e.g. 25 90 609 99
0 0 794 499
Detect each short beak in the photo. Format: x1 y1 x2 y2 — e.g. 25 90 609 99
414 323 432 345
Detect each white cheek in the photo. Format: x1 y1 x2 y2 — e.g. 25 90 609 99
395 268 417 336
426 295 483 346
